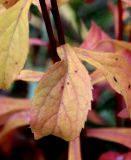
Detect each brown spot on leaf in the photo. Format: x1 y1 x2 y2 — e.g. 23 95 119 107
75 70 78 73
113 77 118 83
61 86 64 90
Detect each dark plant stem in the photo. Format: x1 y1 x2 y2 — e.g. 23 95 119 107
39 0 60 62
117 0 123 40
51 0 65 45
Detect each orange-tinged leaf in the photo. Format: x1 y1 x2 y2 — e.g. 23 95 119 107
3 0 18 8
17 69 44 82
86 128 131 148
74 47 131 117
68 137 82 160
30 44 93 141
0 0 5 3
0 97 31 125
0 111 30 138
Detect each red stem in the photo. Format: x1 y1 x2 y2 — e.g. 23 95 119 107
39 0 60 62
51 0 65 45
117 0 123 40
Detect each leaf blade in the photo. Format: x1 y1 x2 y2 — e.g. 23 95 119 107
30 44 93 141
0 0 32 89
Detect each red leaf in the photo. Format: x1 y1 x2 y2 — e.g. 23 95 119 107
118 108 129 119
81 22 114 52
124 152 131 160
99 151 123 160
99 151 131 160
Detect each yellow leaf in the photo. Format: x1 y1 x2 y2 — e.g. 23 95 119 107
0 0 32 89
0 4 6 13
30 44 93 141
74 47 131 117
0 0 5 3
57 0 69 6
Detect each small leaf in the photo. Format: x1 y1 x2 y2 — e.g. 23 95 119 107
30 38 48 47
86 128 131 148
0 0 32 89
17 69 44 82
30 44 93 141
